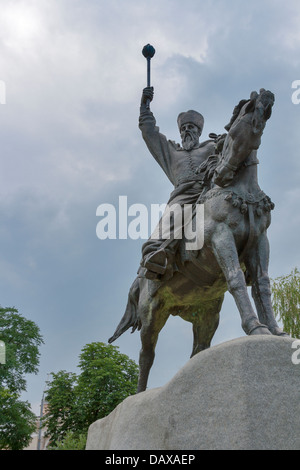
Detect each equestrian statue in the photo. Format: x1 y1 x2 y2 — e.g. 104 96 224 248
108 78 287 393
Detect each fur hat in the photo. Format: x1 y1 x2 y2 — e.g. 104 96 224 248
177 110 204 131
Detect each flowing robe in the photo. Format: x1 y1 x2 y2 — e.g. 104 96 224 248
139 105 215 270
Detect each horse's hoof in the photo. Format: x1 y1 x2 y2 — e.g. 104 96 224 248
270 327 289 337
144 250 167 275
145 269 160 280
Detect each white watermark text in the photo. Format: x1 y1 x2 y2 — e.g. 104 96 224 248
96 196 204 250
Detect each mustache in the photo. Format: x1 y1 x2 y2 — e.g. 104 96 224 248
182 130 198 141
182 132 198 150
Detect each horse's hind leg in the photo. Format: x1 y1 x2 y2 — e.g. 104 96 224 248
245 233 288 336
191 296 224 357
137 297 169 393
211 224 272 335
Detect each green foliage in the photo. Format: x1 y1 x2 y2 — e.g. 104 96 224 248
271 267 300 338
76 342 139 427
43 371 77 445
0 306 43 450
0 388 36 450
44 342 138 448
0 307 43 393
47 431 87 450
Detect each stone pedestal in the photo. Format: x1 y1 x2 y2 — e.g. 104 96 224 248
86 336 300 450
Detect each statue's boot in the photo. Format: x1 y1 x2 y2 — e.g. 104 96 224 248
144 249 167 279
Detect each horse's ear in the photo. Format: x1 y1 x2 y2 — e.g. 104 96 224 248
250 91 259 100
244 99 255 114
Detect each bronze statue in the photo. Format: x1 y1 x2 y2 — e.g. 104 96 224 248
109 68 287 393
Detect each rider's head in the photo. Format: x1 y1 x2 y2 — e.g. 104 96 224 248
177 110 204 151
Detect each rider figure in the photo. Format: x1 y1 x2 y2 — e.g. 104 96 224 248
139 87 216 280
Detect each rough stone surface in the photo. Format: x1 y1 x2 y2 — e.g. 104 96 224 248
86 336 300 450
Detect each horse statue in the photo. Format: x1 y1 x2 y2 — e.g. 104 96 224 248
109 88 287 393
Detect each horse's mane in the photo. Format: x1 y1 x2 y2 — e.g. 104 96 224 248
196 97 253 190
224 99 250 131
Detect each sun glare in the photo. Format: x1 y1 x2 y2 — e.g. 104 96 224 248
3 3 43 50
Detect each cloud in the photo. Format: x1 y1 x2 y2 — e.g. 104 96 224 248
0 0 298 413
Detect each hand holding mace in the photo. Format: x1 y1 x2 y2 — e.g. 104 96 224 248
142 44 155 109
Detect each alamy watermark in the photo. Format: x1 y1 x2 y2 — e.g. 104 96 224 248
0 340 5 365
291 80 300 105
291 339 300 365
0 80 6 105
96 196 204 250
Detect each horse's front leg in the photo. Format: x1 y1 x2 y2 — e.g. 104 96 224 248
137 295 169 393
211 224 272 335
190 296 223 357
137 324 156 393
245 232 288 337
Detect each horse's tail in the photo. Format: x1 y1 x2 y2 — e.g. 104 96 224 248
108 277 141 343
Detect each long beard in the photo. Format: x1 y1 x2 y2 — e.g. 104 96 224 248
182 131 199 151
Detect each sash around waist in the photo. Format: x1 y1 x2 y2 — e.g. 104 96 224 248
169 181 204 205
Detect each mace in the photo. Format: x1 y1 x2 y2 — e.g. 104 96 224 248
142 44 155 109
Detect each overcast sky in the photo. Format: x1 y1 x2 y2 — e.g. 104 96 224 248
0 0 299 415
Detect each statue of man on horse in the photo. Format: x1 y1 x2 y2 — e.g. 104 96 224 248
109 83 288 393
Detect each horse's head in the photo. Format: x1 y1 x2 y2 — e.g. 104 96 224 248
213 89 275 188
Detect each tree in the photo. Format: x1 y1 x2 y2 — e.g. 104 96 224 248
75 342 139 429
44 342 139 447
0 389 36 450
0 307 44 393
43 370 77 445
0 306 44 450
271 267 300 338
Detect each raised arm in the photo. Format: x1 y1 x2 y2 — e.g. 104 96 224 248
139 87 175 184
